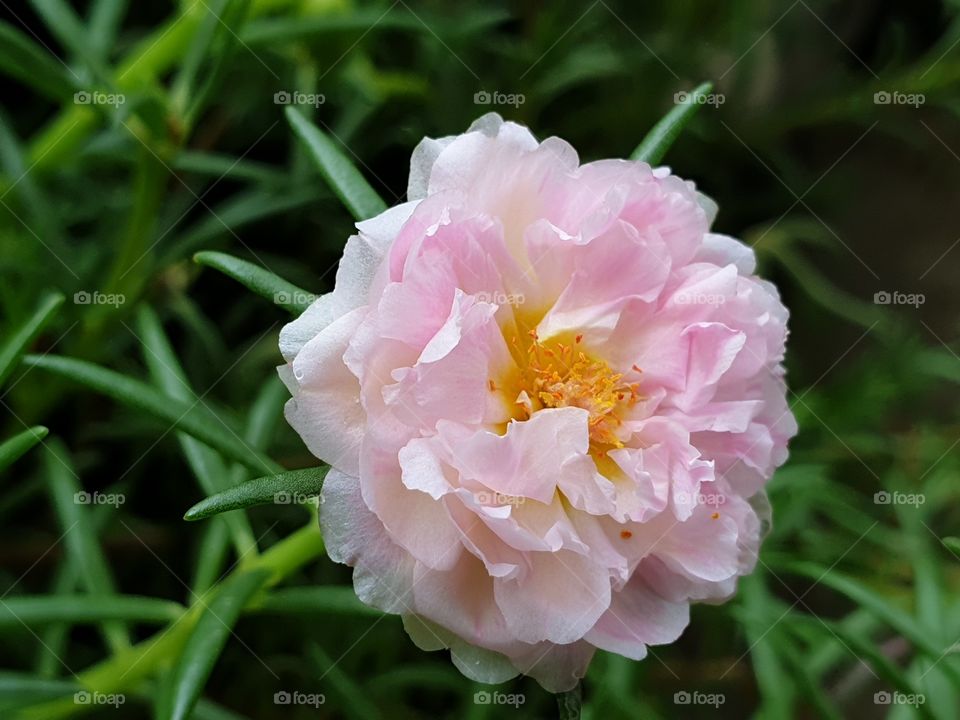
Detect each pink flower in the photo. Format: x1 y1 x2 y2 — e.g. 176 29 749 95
279 114 797 692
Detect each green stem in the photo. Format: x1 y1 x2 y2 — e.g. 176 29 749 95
18 520 324 719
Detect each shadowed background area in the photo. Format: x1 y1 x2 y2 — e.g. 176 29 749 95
0 0 958 718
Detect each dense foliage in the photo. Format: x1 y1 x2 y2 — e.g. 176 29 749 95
0 1 958 718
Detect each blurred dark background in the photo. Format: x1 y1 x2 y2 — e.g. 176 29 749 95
0 1 958 718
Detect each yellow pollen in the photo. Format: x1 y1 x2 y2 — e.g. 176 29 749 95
513 333 641 450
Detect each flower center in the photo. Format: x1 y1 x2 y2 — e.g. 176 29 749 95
502 330 640 451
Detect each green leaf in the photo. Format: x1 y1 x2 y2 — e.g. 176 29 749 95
0 426 48 473
163 185 324 263
182 0 252 128
0 111 63 248
252 587 380 617
184 467 328 521
28 0 111 83
781 562 960 679
630 81 712 164
943 537 960 556
87 0 129 61
43 439 128 653
307 642 382 720
173 151 288 186
25 354 280 476
193 251 315 315
776 640 842 720
242 10 421 44
136 306 259 557
0 672 78 713
164 570 269 720
741 574 795 717
0 22 79 100
191 520 231 596
785 616 936 720
0 595 183 626
285 106 388 220
171 0 232 110
0 292 63 388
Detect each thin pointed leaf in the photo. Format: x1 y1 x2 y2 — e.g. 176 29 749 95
171 0 231 108
741 574 795 717
193 251 315 315
137 306 259 557
0 292 63 388
781 562 960 678
285 106 387 220
43 440 128 653
0 426 48 472
25 354 280 476
164 185 325 264
307 642 382 720
0 672 78 713
184 467 328 521
165 570 269 720
0 111 63 247
0 22 79 100
242 10 422 44
183 0 252 127
87 0 128 61
0 595 183 626
785 616 936 720
173 151 288 186
28 0 112 83
192 697 253 720
192 520 231 596
631 81 713 164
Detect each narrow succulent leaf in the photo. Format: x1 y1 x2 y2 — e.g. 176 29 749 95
25 354 279 475
0 426 48 473
285 106 387 220
164 570 269 720
0 595 183 626
184 467 328 521
193 251 315 315
0 292 63 388
631 81 713 164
